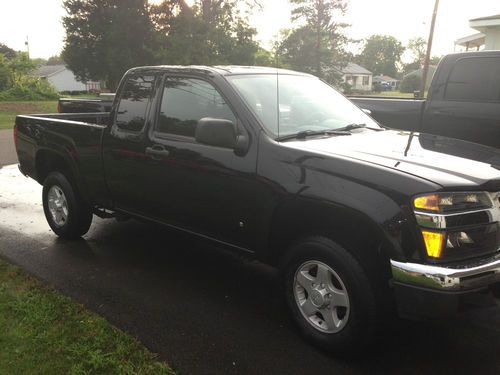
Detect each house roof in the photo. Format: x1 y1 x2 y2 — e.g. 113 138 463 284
374 75 398 82
36 64 66 78
470 14 500 22
341 62 372 75
455 33 486 47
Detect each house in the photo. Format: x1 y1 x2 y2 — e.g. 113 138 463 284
36 64 101 92
455 14 500 51
373 75 399 90
340 63 372 91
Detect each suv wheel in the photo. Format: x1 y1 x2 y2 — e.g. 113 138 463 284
42 172 93 239
283 236 378 356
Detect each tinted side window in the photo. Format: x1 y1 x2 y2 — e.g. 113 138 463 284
116 75 155 131
157 78 236 137
445 57 500 102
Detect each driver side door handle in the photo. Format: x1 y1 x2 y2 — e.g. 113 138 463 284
145 145 170 160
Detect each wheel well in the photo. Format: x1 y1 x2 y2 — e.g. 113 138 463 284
35 150 74 185
267 200 392 280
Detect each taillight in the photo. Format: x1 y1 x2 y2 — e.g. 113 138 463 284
57 102 62 113
13 125 19 153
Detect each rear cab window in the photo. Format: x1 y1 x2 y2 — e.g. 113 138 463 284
445 57 500 102
115 75 156 132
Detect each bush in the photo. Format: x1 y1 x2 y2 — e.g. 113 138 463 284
372 82 382 93
400 74 420 93
0 76 59 101
339 82 353 95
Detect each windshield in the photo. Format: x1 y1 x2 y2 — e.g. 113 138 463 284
227 74 381 138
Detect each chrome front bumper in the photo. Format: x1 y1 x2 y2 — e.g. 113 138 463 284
391 256 500 291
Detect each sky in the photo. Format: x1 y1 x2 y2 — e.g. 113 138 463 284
1 0 499 61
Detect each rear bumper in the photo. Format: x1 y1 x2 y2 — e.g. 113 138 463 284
391 256 500 319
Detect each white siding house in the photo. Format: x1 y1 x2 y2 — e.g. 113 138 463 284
455 14 500 51
341 63 372 91
36 65 101 92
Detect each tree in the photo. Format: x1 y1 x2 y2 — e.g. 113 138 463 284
151 0 260 66
408 37 426 65
278 0 350 83
62 0 155 90
254 48 274 66
0 51 58 100
356 35 404 77
47 55 65 66
430 55 442 66
403 37 426 73
0 43 16 59
0 54 12 90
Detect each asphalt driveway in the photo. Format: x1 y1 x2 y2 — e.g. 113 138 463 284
0 164 499 374
0 129 16 167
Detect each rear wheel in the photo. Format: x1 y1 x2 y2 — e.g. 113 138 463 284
283 236 379 356
42 172 93 239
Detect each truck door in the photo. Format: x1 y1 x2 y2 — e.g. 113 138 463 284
135 75 258 251
423 56 500 149
102 73 158 214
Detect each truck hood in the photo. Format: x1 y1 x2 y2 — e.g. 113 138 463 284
284 130 500 188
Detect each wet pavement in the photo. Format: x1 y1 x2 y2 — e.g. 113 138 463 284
0 164 499 374
0 129 17 167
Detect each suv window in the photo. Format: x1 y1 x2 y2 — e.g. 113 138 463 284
116 75 155 131
445 57 500 102
157 77 236 137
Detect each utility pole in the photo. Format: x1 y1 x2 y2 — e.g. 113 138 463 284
420 0 440 97
25 36 30 60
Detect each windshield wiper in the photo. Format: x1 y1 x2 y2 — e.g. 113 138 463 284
337 123 385 132
276 129 351 142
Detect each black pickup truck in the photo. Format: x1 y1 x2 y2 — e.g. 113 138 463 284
351 51 500 149
14 66 500 355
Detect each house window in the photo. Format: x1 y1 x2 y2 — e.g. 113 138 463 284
362 76 370 86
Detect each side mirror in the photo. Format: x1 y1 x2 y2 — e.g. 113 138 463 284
361 108 372 116
195 118 237 149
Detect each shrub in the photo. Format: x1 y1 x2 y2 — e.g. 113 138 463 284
0 75 59 101
400 74 420 93
372 82 382 93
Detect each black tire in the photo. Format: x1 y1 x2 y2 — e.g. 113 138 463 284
282 236 379 357
42 171 93 239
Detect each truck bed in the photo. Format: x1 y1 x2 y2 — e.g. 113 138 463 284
349 96 425 132
15 112 110 206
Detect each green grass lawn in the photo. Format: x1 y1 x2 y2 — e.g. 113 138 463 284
0 259 173 374
0 101 58 130
373 91 415 98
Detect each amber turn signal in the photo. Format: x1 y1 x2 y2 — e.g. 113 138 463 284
421 230 444 258
414 195 440 211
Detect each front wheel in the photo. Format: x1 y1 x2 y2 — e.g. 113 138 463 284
42 172 93 239
283 236 379 356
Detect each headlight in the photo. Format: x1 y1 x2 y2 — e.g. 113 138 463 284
413 192 492 213
412 192 499 261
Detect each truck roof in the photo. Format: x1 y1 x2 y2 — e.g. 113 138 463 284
443 50 500 59
126 65 313 77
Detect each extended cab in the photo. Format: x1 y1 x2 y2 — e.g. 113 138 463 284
14 66 500 355
350 51 500 149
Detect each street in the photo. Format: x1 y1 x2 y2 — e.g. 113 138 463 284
0 161 499 374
